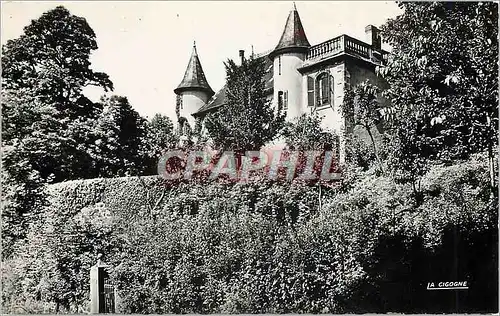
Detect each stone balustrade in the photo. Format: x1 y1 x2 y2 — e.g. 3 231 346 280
306 35 385 63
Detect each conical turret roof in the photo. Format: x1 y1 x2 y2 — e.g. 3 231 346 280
269 4 310 59
174 42 214 97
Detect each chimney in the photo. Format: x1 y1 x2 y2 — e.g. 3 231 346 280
365 25 381 50
239 49 245 64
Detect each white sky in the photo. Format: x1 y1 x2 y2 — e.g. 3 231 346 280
1 1 401 121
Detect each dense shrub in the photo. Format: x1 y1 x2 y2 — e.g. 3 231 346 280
2 154 497 313
331 153 498 313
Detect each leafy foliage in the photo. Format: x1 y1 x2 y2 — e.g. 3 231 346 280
282 113 338 152
379 2 498 182
2 202 118 313
143 114 179 175
342 81 385 173
280 113 341 186
1 7 163 254
1 6 116 254
204 57 285 151
3 156 497 313
2 3 498 314
93 95 150 177
1 5 113 109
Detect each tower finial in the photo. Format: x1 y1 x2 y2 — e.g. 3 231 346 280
293 1 297 10
192 40 198 56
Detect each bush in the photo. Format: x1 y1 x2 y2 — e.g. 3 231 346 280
327 153 498 313
2 154 497 313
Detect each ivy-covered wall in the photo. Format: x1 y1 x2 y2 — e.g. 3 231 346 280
46 176 325 224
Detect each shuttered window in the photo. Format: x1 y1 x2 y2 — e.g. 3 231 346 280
307 76 314 107
316 72 332 106
278 91 284 109
321 75 330 104
278 91 288 113
278 56 282 75
284 91 288 110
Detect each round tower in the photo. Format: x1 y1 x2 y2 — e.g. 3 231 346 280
174 42 214 130
269 3 310 121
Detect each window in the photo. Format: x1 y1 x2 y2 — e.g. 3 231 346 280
178 117 187 135
307 73 333 108
278 56 281 75
278 90 288 112
283 91 288 110
176 94 183 110
316 72 332 106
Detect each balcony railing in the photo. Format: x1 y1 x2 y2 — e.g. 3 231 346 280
305 35 383 63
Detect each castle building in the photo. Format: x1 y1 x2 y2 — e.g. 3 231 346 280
174 4 388 160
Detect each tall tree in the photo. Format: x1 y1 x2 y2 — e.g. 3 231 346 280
283 113 338 152
204 57 285 152
2 5 114 182
342 80 384 173
282 113 340 186
94 96 150 177
1 6 113 105
379 2 498 193
143 113 179 175
1 6 114 254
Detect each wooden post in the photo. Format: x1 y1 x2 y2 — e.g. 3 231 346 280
90 265 106 313
90 255 108 314
114 287 122 313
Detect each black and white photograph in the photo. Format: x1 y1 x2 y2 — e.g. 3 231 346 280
1 1 498 314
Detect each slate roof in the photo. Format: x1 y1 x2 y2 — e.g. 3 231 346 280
194 85 227 116
268 5 310 59
174 43 215 97
193 52 274 117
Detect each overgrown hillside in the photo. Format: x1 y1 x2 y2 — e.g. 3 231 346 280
2 153 497 313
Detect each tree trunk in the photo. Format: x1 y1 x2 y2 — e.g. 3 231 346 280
411 177 423 207
365 125 384 174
